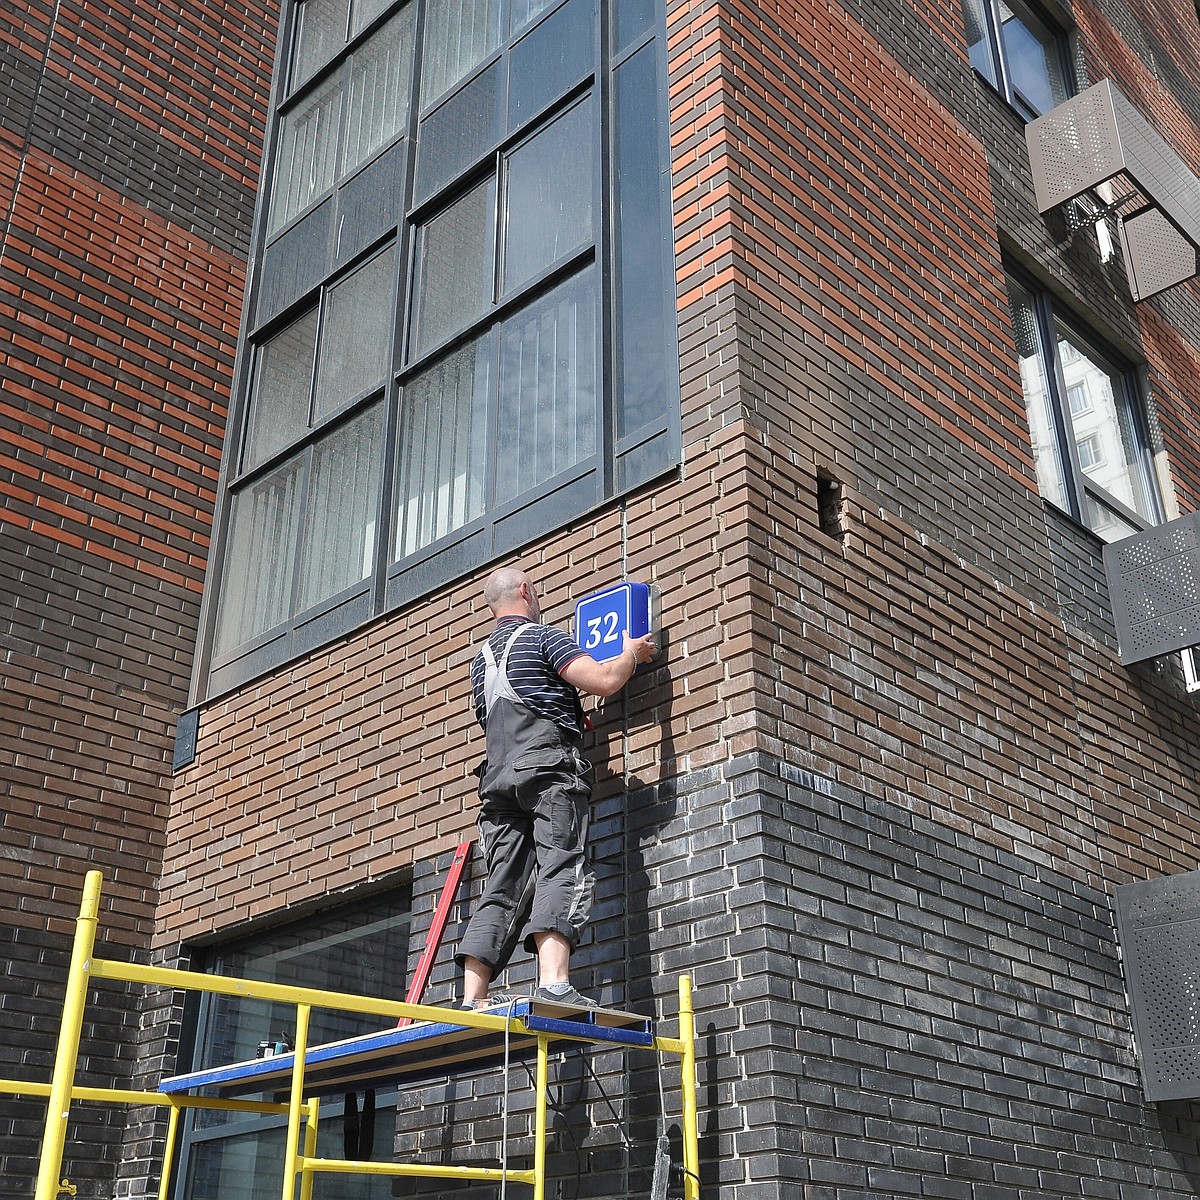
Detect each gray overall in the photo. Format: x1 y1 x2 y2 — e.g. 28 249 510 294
455 625 594 975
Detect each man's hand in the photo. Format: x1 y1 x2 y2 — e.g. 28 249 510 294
560 631 658 697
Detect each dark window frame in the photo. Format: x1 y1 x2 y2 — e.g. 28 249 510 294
967 0 1075 122
1006 268 1164 541
191 0 680 704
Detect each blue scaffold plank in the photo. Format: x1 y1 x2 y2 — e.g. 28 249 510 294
159 1000 653 1098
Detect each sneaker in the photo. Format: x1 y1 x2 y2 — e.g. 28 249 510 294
534 984 598 1009
471 992 524 1011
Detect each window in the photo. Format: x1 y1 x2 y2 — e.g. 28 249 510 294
173 887 411 1200
1006 271 1162 542
270 4 416 234
198 0 679 699
964 0 1072 119
213 245 394 659
1066 380 1091 416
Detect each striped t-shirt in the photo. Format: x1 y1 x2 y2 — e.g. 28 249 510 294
470 616 587 736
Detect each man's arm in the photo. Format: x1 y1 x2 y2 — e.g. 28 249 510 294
559 632 658 698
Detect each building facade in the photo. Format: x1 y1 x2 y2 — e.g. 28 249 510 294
5 0 1200 1194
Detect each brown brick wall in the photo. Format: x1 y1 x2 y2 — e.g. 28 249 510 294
1 0 275 1189
159 0 1200 946
1 0 276 932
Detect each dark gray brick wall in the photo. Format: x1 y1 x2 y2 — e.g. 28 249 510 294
390 749 1200 1199
0 924 142 1200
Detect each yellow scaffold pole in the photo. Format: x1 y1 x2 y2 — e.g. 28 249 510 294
282 1003 313 1200
533 1034 550 1200
34 869 103 1200
680 975 700 1200
157 1103 182 1200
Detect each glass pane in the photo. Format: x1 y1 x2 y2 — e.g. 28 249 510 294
394 335 492 557
184 1118 396 1199
297 405 383 609
214 456 305 654
496 267 596 503
613 43 674 438
270 73 345 233
508 0 593 130
612 0 654 55
1054 319 1156 523
291 0 349 90
1006 276 1071 512
314 244 396 420
963 0 1000 89
351 0 393 35
421 0 502 106
343 5 416 173
1084 491 1143 543
242 308 319 471
998 0 1069 117
411 178 496 358
510 0 555 35
502 97 592 294
413 61 504 202
191 892 410 1113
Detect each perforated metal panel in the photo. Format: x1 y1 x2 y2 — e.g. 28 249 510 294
1119 206 1199 302
1026 83 1125 211
1114 870 1200 1101
1025 80 1200 301
1103 510 1200 664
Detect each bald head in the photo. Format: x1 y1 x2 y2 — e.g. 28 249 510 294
483 567 540 620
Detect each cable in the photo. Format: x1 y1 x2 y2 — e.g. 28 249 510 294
519 1054 583 1200
497 996 520 1200
580 1049 678 1198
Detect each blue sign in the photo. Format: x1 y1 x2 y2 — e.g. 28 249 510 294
573 582 657 663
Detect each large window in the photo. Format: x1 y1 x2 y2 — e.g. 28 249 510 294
173 888 411 1200
198 0 679 699
1006 272 1162 542
964 0 1072 119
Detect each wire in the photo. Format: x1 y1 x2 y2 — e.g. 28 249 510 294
497 996 520 1200
519 1055 583 1200
579 1049 678 1196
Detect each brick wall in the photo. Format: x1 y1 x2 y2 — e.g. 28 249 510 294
0 0 275 1193
146 0 1200 1196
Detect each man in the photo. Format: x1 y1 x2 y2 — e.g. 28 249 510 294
456 566 657 1010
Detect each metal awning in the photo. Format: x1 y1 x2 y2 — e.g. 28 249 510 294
1025 79 1200 301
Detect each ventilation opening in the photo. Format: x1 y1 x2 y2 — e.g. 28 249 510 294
816 472 845 548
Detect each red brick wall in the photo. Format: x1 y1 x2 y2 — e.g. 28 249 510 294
1 0 275 1182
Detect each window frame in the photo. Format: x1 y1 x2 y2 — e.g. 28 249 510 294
1006 269 1164 540
190 0 680 703
170 882 412 1200
967 0 1075 122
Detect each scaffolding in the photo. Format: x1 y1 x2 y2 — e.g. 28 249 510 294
0 871 699 1200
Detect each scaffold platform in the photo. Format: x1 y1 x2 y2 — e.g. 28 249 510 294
0 871 700 1200
161 999 654 1098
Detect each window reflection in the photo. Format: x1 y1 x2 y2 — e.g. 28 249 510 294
215 456 305 653
1005 271 1160 541
412 179 497 358
502 97 593 294
242 309 319 472
964 0 1071 120
496 268 596 502
394 336 492 556
998 0 1070 116
314 245 396 420
1053 322 1156 524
